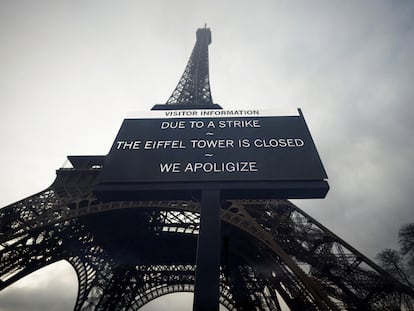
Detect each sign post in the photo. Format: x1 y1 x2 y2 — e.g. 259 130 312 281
94 108 329 310
193 189 221 311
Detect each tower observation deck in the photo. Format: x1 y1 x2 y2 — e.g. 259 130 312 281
1 28 413 311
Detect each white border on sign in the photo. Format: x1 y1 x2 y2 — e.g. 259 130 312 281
126 109 300 119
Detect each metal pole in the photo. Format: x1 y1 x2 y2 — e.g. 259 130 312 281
193 189 221 311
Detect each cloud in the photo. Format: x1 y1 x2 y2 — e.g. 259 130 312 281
1 0 414 309
0 261 77 311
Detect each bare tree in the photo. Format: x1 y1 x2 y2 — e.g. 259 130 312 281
377 223 414 287
400 223 414 274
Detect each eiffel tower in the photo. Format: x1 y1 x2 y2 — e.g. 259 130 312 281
1 27 413 311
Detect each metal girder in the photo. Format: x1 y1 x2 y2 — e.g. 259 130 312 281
1 165 413 310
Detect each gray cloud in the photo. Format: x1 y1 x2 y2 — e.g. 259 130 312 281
0 261 77 311
1 0 414 309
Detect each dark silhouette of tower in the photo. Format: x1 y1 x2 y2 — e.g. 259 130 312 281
1 27 413 311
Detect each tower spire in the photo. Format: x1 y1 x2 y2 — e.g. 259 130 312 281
154 27 221 110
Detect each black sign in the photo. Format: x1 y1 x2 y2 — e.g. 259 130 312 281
95 109 328 200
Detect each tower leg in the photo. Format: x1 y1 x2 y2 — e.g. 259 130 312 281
193 189 221 311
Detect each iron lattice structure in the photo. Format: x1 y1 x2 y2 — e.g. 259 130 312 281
165 27 213 106
1 161 413 310
1 28 414 310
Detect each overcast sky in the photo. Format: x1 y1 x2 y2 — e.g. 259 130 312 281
1 1 414 310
